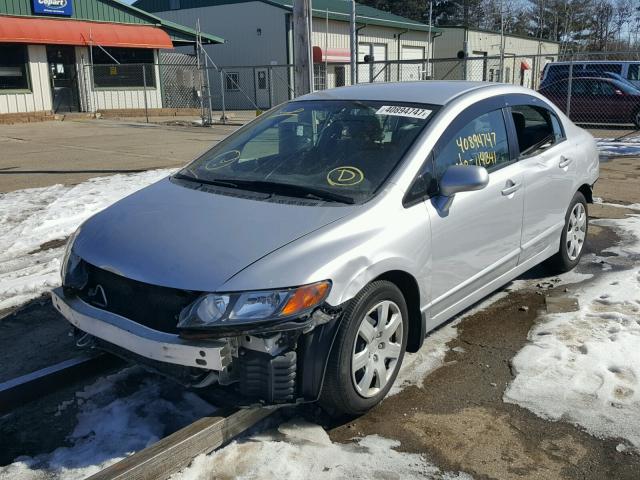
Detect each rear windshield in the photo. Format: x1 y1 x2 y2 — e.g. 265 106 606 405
179 100 438 203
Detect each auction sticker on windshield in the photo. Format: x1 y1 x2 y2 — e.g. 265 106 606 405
376 105 432 119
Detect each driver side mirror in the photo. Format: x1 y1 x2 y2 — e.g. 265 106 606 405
434 165 489 214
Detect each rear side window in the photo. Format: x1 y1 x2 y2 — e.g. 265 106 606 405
434 109 510 176
628 64 639 81
585 63 622 74
511 105 564 157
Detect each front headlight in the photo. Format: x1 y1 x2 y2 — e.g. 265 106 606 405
177 281 331 329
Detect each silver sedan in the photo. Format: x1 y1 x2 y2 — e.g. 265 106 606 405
52 81 599 415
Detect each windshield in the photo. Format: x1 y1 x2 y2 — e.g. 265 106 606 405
180 100 437 203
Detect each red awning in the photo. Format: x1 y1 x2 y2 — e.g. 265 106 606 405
0 16 173 49
520 61 531 71
313 46 350 64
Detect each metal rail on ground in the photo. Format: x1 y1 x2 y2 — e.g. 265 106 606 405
0 352 122 414
87 406 276 480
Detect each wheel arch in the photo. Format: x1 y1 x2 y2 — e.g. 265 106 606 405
373 270 425 353
578 183 593 204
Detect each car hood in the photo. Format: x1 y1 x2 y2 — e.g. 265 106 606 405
74 177 356 291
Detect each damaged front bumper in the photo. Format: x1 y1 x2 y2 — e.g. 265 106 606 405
51 287 342 405
51 288 232 371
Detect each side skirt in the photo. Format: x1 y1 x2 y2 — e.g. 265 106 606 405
423 242 557 333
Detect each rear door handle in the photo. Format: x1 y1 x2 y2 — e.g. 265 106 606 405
501 181 521 196
559 156 573 168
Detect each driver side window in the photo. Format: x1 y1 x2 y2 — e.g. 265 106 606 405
434 109 510 177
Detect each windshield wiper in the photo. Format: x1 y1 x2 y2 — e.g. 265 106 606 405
173 172 241 189
521 134 556 157
220 179 356 204
173 174 355 204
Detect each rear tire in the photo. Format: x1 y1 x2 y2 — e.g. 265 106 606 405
546 191 588 273
320 281 408 416
634 109 640 129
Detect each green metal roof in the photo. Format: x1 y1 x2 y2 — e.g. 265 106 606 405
0 0 224 44
133 0 440 33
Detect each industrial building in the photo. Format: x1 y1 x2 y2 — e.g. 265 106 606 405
435 26 561 88
133 0 438 94
0 0 223 120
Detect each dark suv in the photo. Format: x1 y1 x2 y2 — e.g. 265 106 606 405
539 77 640 128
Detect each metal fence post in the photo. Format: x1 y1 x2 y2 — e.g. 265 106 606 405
220 69 227 124
252 67 258 111
268 67 274 109
566 56 573 119
142 64 149 123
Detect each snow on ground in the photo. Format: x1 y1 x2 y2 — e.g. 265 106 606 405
170 418 472 480
504 205 640 451
0 169 174 311
596 136 640 157
0 367 214 480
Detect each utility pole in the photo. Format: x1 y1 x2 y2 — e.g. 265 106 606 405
293 0 312 96
350 0 357 85
427 0 433 78
499 0 505 82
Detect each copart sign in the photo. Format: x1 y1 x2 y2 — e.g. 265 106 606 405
33 0 73 16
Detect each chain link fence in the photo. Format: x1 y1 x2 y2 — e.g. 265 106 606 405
352 51 640 132
74 50 639 134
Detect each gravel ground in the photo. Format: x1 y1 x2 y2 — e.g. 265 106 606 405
0 117 638 478
326 157 640 479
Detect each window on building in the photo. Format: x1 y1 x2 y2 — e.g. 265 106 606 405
313 64 326 91
225 72 240 91
92 48 156 88
0 44 30 91
257 70 267 90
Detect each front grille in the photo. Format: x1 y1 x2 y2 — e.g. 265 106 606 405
78 261 200 334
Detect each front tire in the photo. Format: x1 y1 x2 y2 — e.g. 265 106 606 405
546 191 588 273
320 281 408 416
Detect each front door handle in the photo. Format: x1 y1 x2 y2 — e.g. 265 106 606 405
501 181 521 196
559 156 573 168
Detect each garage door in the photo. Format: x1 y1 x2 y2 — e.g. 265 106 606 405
401 46 425 81
358 44 387 83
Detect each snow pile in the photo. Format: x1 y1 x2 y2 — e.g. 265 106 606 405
0 368 214 480
596 136 640 157
505 208 640 450
0 169 173 311
171 419 471 480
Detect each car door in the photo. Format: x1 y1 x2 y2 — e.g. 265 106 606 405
509 99 576 264
426 99 524 322
567 79 590 123
593 80 622 123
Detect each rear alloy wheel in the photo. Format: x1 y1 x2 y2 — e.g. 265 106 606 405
566 202 587 261
321 281 408 416
546 191 588 273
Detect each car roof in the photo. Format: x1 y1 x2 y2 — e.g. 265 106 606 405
546 60 639 66
296 81 499 106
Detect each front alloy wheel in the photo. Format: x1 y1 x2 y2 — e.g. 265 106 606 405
321 280 408 416
352 300 403 398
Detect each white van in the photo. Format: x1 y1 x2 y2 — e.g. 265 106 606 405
541 61 640 88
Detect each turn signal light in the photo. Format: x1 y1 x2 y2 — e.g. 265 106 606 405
280 281 331 316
